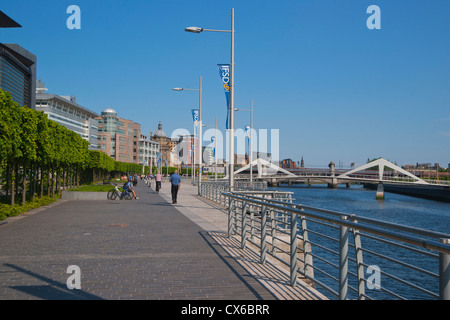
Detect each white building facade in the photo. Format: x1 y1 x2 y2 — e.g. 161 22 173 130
35 81 100 150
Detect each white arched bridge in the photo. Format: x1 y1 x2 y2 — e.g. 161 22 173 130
230 158 450 202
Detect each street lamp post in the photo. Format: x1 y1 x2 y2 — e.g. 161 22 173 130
172 76 203 195
202 118 218 181
185 8 235 190
215 118 218 181
235 100 253 182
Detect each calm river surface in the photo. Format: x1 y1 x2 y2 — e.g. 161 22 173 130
272 184 450 300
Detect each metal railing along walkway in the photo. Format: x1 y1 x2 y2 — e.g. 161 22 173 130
199 181 450 300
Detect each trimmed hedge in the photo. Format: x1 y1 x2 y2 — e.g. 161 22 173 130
0 195 59 221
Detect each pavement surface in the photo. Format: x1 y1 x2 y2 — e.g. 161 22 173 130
0 179 326 301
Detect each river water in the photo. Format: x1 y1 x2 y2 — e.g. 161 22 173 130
272 184 450 300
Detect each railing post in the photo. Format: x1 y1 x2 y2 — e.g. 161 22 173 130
260 205 267 265
270 209 276 257
290 211 298 287
300 214 314 281
228 197 233 238
440 238 450 300
241 200 247 250
339 215 349 300
351 216 366 300
250 203 254 242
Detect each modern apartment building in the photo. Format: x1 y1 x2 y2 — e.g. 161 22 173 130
96 108 141 163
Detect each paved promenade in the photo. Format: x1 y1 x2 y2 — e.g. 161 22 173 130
0 179 326 300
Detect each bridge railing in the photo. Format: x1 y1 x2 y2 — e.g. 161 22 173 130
199 181 450 300
235 170 450 185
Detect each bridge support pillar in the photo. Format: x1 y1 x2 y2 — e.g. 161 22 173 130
307 179 311 187
288 180 292 187
376 183 384 200
328 161 338 188
328 179 338 188
270 179 278 188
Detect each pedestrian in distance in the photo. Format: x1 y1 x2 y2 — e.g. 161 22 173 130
169 170 181 204
155 171 162 193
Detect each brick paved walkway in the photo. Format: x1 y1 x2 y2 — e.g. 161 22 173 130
0 182 276 300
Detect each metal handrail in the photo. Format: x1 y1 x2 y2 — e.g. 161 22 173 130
224 192 450 254
230 191 450 240
199 181 450 300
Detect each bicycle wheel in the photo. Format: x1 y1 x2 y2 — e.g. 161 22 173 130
108 189 118 200
124 192 133 200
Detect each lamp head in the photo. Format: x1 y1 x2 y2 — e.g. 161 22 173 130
185 26 203 33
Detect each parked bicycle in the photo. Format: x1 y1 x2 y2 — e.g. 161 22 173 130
107 184 133 200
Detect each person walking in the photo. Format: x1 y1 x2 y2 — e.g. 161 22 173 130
155 171 162 193
169 170 181 204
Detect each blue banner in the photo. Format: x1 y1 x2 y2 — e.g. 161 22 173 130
245 125 251 137
211 136 216 157
191 109 199 125
156 152 161 166
217 64 231 129
191 108 199 136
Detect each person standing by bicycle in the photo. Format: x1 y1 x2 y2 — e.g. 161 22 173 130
124 176 139 200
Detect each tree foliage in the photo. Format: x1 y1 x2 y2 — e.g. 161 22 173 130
0 89 142 207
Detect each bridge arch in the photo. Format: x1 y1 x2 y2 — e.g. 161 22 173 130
337 158 427 184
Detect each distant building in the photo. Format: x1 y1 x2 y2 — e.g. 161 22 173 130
0 43 36 108
280 158 297 169
403 163 440 171
150 122 173 166
96 108 141 163
35 81 99 150
139 133 160 168
175 134 197 167
203 146 215 166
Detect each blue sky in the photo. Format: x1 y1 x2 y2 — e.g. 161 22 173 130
2 0 449 168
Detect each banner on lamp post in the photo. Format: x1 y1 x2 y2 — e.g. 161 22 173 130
191 108 199 135
217 64 231 129
245 125 251 137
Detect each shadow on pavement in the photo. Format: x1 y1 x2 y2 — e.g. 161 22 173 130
4 263 103 300
198 231 277 300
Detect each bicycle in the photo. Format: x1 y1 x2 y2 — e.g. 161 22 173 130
107 184 133 200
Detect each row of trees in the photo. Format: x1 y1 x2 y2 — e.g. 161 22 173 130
0 89 141 206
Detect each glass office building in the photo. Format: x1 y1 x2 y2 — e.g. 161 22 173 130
0 43 36 108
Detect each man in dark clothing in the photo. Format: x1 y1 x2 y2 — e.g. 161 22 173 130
169 170 181 204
